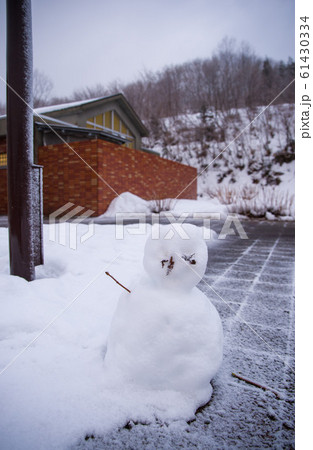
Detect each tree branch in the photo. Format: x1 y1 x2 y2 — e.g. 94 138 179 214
105 271 131 293
231 372 282 399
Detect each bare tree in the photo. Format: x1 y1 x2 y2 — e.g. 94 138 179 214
33 69 54 107
72 83 108 101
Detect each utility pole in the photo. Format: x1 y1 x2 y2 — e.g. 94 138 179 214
6 0 43 281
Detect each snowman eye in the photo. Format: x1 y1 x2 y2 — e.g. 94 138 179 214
182 254 197 265
161 256 175 275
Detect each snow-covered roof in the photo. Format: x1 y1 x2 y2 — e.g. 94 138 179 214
34 97 104 114
0 93 149 137
0 98 102 120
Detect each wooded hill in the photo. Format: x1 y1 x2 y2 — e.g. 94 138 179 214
68 39 295 121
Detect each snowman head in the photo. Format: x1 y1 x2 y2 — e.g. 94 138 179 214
143 224 208 290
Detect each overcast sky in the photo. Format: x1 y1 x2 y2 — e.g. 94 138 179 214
0 0 295 104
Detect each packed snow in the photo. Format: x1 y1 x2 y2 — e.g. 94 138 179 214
101 192 152 217
0 222 220 450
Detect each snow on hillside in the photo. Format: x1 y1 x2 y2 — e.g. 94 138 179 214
142 104 295 219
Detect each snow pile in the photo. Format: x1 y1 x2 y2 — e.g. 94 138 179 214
100 192 151 217
100 191 227 218
105 224 223 408
0 222 220 450
172 198 227 218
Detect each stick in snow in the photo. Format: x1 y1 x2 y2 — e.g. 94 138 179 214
105 271 131 293
231 372 282 399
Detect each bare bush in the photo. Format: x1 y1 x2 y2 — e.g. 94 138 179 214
149 198 177 213
221 186 295 218
207 184 258 205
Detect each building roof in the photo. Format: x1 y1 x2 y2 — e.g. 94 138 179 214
35 122 127 145
0 93 149 138
36 93 148 137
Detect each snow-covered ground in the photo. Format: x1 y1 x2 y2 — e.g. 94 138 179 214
0 224 146 449
0 222 220 450
0 218 295 449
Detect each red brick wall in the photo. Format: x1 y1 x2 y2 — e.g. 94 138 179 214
97 140 197 212
1 138 197 216
38 140 100 216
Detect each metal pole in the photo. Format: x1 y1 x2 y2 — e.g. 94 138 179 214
6 0 35 281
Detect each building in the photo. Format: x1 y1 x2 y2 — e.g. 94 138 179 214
0 94 197 216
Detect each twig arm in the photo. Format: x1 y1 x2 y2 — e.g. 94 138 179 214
105 271 131 293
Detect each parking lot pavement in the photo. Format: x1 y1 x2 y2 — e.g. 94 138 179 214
75 220 295 449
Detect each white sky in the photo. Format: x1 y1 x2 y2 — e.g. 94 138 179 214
0 0 295 104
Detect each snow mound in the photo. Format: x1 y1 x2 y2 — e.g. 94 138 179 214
99 191 227 219
100 192 151 217
173 198 227 218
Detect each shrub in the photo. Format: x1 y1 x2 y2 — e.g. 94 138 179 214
149 198 177 213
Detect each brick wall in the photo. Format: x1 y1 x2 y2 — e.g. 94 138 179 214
38 140 100 215
97 140 197 213
0 138 197 216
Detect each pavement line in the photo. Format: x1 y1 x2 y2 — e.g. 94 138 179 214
176 238 295 373
208 240 259 286
226 236 294 373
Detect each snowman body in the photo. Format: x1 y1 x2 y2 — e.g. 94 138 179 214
104 224 223 405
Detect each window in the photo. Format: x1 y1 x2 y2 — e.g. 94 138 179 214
86 110 135 148
0 153 7 167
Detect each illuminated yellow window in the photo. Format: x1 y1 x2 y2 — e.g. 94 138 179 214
86 111 135 148
0 153 7 167
86 117 94 128
113 111 120 132
95 114 103 128
104 111 111 129
121 122 127 134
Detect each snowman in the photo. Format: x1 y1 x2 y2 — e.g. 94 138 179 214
104 223 223 407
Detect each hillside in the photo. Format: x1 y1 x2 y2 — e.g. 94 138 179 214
142 103 295 219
